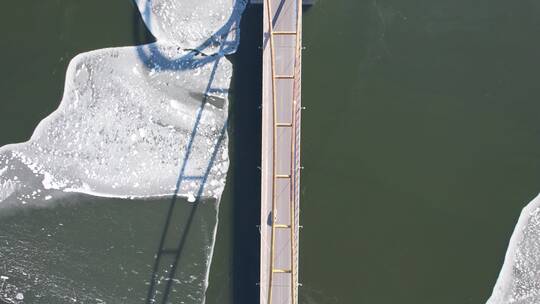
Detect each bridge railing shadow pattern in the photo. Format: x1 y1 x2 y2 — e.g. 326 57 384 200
130 1 248 303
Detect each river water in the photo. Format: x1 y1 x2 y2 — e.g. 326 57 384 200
2 0 540 303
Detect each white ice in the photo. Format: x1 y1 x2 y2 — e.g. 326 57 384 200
134 0 246 54
0 44 230 203
0 0 247 205
487 194 540 304
0 1 247 303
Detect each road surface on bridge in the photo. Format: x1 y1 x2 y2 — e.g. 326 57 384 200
260 0 302 303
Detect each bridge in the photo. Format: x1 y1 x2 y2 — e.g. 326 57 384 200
259 0 304 303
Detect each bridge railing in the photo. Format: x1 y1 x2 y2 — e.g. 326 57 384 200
263 0 302 303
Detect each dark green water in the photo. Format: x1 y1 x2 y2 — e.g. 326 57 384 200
1 1 540 304
300 1 540 303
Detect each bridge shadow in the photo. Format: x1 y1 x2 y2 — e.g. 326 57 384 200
130 1 248 303
229 5 263 304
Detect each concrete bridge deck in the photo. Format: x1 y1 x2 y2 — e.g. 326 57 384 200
260 0 303 303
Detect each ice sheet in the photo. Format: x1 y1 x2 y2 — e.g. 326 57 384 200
0 0 248 205
0 1 247 303
487 194 540 304
0 44 230 205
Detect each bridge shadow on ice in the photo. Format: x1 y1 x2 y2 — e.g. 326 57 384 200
130 1 260 303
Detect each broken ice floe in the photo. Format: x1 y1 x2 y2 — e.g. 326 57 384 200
487 194 540 304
